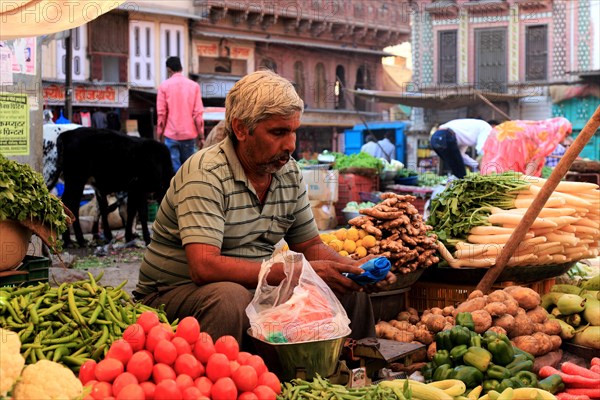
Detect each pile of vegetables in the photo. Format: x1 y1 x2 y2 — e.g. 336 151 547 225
545 358 600 400
0 272 173 371
418 172 447 188
330 151 384 173
541 278 600 350
430 173 600 268
424 320 565 397
347 192 439 273
1 328 84 400
0 154 70 247
80 313 281 400
376 286 563 359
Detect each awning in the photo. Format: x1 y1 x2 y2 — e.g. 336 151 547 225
195 31 394 57
0 0 125 40
347 88 527 110
118 2 202 20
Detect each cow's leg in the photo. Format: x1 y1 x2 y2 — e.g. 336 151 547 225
125 191 150 244
95 191 113 242
61 181 86 247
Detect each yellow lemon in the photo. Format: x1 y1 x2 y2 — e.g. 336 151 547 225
355 246 368 258
355 239 363 248
358 229 368 239
334 228 347 241
362 235 377 248
346 227 360 241
329 239 344 252
343 239 357 254
320 233 333 244
339 250 349 257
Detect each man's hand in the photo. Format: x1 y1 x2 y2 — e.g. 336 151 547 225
361 271 397 294
309 260 363 296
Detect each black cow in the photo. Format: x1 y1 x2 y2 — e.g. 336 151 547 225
48 128 174 247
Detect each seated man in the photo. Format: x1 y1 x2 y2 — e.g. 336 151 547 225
134 70 396 344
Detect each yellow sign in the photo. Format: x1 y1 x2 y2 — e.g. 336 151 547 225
0 93 29 156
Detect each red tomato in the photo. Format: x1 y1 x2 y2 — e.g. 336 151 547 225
79 360 97 385
122 323 146 352
257 372 281 395
106 339 134 366
237 351 252 365
154 379 182 400
171 336 192 355
238 392 259 400
232 365 258 393
175 374 194 391
90 381 113 400
112 372 139 397
182 386 203 400
211 377 238 400
136 311 160 333
214 335 239 361
174 316 200 345
174 353 202 379
192 332 216 364
95 358 124 383
140 381 156 400
253 385 277 400
126 350 154 382
206 353 231 381
244 355 267 377
146 325 174 353
194 376 212 397
152 363 176 383
154 339 177 366
115 383 145 400
84 380 98 388
230 360 240 374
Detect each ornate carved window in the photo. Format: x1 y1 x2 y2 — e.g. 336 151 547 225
525 25 548 81
475 28 507 93
438 30 457 84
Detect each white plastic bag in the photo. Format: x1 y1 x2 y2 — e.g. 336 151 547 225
246 251 351 343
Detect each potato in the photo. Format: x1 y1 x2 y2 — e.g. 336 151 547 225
504 298 520 316
468 290 485 300
488 289 509 303
509 313 535 337
396 311 412 322
503 286 541 310
532 332 554 356
485 302 508 317
453 297 488 317
488 325 508 336
423 313 446 333
442 306 455 317
512 335 539 356
549 334 562 351
494 314 516 333
526 306 549 324
543 319 562 336
414 327 434 345
472 310 493 333
427 342 437 360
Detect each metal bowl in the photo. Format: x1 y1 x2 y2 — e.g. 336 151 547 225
342 210 361 223
248 330 346 381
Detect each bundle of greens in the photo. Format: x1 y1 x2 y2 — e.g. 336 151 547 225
427 172 530 244
0 154 69 243
330 152 384 172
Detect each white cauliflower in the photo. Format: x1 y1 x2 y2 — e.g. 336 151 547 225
12 360 83 400
0 327 25 396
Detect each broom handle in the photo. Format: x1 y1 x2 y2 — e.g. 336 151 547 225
476 106 600 293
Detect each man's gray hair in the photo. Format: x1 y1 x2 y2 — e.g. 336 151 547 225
225 70 304 139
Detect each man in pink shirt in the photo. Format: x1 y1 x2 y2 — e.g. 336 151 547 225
156 56 205 171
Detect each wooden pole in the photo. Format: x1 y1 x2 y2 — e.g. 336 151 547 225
476 105 600 293
475 91 512 121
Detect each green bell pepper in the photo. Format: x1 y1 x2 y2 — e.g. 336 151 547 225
512 346 535 362
486 337 515 366
482 379 500 393
507 359 534 375
433 364 454 381
496 378 517 393
450 325 472 347
537 374 565 394
463 346 493 372
514 371 538 388
421 362 434 382
450 365 484 389
450 344 469 364
470 331 482 347
436 330 453 351
433 350 452 367
486 365 512 381
456 312 475 331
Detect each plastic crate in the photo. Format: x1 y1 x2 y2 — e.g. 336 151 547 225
407 278 555 313
0 256 50 287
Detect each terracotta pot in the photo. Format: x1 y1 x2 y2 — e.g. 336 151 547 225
0 220 32 271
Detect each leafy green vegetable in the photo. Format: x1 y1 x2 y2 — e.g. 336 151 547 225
330 152 384 172
426 172 530 244
0 154 69 245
